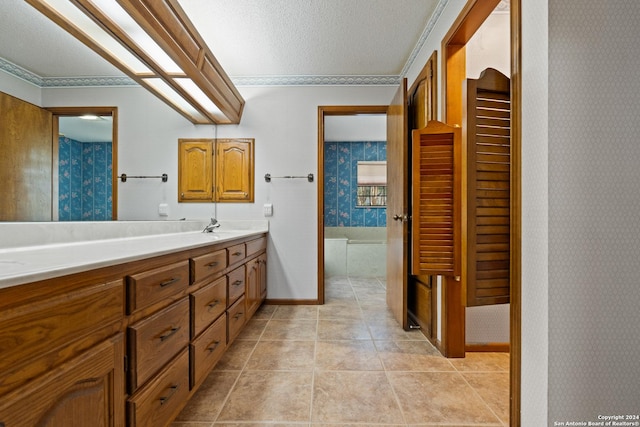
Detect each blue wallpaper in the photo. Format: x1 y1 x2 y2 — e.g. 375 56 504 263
324 141 387 227
58 136 112 221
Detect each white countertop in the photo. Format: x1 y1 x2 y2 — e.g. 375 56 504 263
0 223 268 289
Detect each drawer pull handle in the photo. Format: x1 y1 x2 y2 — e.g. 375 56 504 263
206 261 219 268
206 300 220 310
158 326 181 342
232 280 243 287
207 341 220 353
159 384 179 405
233 312 244 320
232 251 243 256
159 277 179 287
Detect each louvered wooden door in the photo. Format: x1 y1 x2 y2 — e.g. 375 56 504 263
464 68 511 306
411 121 462 277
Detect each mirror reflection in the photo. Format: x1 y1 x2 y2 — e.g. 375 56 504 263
57 115 113 221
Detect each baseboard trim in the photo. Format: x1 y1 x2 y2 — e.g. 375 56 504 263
264 298 319 305
465 342 510 353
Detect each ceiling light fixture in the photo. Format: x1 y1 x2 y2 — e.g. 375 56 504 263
26 0 244 124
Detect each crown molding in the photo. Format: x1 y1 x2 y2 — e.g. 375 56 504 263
231 75 400 86
1 56 400 88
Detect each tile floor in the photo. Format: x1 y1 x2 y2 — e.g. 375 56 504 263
172 276 509 426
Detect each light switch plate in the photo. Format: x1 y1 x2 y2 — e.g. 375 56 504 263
263 203 273 217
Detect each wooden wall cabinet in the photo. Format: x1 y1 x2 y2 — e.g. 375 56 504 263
178 138 254 203
0 233 267 427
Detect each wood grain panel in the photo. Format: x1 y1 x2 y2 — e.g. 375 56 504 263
0 91 53 221
386 79 409 330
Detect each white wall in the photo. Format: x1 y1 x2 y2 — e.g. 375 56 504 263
42 84 396 301
547 0 640 421
0 70 41 105
324 115 386 141
520 0 549 423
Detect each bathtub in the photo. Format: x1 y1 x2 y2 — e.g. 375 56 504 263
324 227 387 277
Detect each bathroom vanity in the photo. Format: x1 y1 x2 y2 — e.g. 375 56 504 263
0 220 268 427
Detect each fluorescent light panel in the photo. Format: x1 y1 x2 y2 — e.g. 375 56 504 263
144 78 208 123
90 0 182 74
41 0 151 74
30 0 243 124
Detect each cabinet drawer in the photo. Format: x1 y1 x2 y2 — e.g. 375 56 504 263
227 266 245 305
190 275 226 339
0 280 123 396
126 261 189 313
246 236 266 257
227 243 246 265
128 298 189 391
127 348 190 427
190 315 227 388
227 295 246 344
191 249 227 284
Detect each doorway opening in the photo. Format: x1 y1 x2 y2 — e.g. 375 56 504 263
317 105 387 304
442 0 521 423
48 106 118 221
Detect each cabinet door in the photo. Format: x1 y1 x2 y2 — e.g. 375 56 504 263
0 334 124 427
258 253 267 300
245 257 260 318
178 139 213 201
215 139 254 202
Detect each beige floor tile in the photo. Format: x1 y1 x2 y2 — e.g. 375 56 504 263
214 424 309 427
376 340 455 372
448 352 510 372
315 340 383 371
317 318 371 340
387 371 501 424
463 372 510 425
171 423 212 427
175 371 240 422
245 340 315 371
261 318 318 340
367 319 427 341
318 302 362 319
237 318 268 340
217 371 313 422
252 304 277 319
214 340 257 371
272 305 319 319
311 370 404 424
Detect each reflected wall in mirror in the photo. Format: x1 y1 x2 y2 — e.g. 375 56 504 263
50 107 118 221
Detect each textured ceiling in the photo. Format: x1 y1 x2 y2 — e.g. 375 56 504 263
0 0 442 85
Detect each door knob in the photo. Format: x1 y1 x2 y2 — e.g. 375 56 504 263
393 214 410 222
393 214 402 221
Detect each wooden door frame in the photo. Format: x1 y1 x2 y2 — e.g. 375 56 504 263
317 105 389 304
48 106 118 221
441 0 521 424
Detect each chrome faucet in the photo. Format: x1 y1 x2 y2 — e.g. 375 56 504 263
203 218 221 233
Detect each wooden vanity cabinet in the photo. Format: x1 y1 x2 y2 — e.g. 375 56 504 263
0 279 125 427
0 232 267 427
0 333 125 427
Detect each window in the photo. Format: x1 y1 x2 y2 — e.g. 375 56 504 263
356 161 387 207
